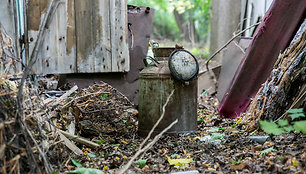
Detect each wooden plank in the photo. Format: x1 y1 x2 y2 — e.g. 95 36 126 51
28 0 129 74
75 0 112 73
28 0 76 74
110 0 130 72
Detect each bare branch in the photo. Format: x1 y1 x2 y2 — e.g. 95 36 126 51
205 21 261 72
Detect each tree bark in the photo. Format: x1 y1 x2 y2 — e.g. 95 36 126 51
246 27 306 130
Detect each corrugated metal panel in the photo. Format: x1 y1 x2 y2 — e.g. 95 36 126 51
27 0 129 74
0 0 21 75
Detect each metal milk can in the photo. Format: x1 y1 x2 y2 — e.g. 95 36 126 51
138 48 199 136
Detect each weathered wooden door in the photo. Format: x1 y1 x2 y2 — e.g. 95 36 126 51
27 0 129 74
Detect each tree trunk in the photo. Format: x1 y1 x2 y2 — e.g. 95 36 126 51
173 9 198 44
245 26 306 130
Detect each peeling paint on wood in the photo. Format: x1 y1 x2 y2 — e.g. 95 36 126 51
27 0 129 74
110 0 130 72
27 0 49 31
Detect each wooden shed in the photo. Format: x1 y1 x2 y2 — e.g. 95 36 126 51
1 0 130 75
27 0 129 74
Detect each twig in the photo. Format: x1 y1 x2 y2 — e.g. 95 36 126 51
23 122 52 173
119 119 178 174
275 85 306 122
233 40 245 54
15 0 60 173
205 21 261 72
0 144 6 158
17 0 59 113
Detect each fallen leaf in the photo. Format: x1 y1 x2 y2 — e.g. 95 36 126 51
208 167 216 172
203 163 211 168
301 153 306 159
121 140 128 144
230 163 246 170
292 159 299 167
71 158 82 168
68 168 105 174
136 159 147 169
142 165 150 171
167 156 193 166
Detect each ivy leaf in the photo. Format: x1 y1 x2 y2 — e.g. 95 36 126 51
171 154 179 158
71 158 82 168
211 133 225 141
293 121 306 134
97 139 106 145
287 108 304 114
261 147 276 155
283 126 294 132
135 159 147 169
289 113 305 120
88 153 96 158
259 120 284 135
277 119 288 127
287 108 305 120
68 168 105 174
100 94 109 101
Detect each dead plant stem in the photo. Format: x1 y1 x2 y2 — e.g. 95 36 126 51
205 21 261 72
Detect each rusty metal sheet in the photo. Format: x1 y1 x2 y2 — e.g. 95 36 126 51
217 37 252 101
126 5 154 83
218 0 306 118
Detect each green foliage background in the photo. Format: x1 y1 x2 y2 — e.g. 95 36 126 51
127 0 211 43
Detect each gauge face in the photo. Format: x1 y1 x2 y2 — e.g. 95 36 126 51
169 49 199 81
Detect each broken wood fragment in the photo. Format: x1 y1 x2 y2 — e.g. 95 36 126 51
59 130 100 148
58 131 83 155
51 85 78 107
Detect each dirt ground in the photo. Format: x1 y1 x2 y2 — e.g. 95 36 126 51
46 82 306 174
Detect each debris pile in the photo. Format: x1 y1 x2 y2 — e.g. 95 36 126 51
54 82 138 139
